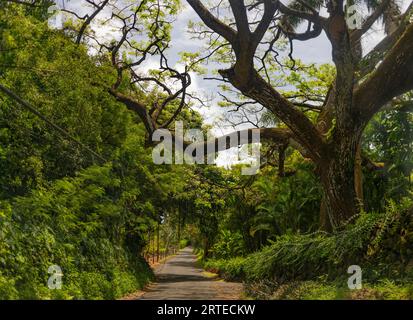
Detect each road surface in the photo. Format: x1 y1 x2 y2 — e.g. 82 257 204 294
140 247 243 300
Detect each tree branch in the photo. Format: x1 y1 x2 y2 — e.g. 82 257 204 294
229 0 251 37
220 68 325 161
186 0 237 44
76 0 109 44
251 0 278 48
350 0 391 46
355 22 413 122
174 127 293 155
357 1 413 78
109 88 156 135
278 0 324 25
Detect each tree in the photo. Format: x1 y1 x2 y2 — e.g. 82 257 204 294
183 0 413 229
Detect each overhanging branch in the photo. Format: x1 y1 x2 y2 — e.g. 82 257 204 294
354 23 413 122
186 0 237 44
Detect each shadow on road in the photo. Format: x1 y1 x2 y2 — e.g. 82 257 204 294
156 273 212 283
140 247 242 300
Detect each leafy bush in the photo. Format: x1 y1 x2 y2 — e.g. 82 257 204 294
211 230 245 259
242 200 413 282
244 279 413 300
204 257 246 281
179 239 190 249
0 273 18 299
205 199 413 286
0 164 155 300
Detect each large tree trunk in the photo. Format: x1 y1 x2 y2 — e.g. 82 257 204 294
354 139 364 206
319 130 362 230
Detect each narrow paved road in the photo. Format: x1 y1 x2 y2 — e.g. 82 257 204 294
140 247 242 300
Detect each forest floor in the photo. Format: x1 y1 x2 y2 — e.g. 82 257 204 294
122 247 243 300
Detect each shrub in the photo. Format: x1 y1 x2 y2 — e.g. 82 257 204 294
0 165 154 300
242 200 413 282
204 257 246 281
0 273 18 300
210 230 245 259
179 239 190 249
205 199 413 290
244 279 413 300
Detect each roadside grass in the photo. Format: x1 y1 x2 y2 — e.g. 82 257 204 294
244 279 413 300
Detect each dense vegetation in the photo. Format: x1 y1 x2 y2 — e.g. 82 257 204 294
0 4 189 299
0 0 412 300
197 130 413 299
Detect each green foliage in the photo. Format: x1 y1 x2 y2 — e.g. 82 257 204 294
363 103 413 212
0 8 191 299
204 257 246 281
253 160 321 235
0 7 126 198
214 156 321 255
243 200 413 282
0 163 156 299
244 279 413 300
204 199 413 288
179 239 190 249
210 230 245 259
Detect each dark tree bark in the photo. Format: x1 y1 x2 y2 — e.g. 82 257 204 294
319 130 363 228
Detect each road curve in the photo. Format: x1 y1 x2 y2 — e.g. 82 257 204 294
140 247 243 300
